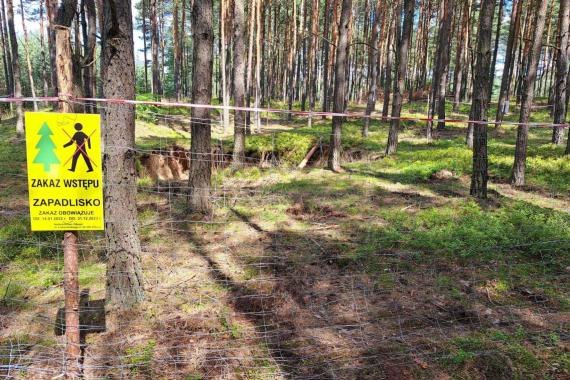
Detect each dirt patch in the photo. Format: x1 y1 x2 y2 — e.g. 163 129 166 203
286 198 347 220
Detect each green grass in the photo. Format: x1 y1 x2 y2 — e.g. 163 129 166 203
441 328 569 379
124 339 156 376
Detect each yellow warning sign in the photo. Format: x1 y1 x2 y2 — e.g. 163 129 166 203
25 112 104 231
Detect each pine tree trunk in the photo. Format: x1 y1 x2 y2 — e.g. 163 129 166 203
327 0 341 113
287 0 297 121
0 6 9 97
81 0 96 113
307 0 320 127
300 0 307 111
173 0 181 100
427 0 453 138
55 0 82 112
362 0 382 137
101 0 144 309
73 6 82 94
254 0 262 132
232 0 246 168
409 0 423 99
159 4 165 89
538 2 553 98
381 10 395 119
220 0 230 132
516 3 534 106
511 0 549 186
180 0 186 96
321 0 332 115
245 0 256 133
95 0 104 98
188 0 213 214
0 0 13 100
470 0 496 198
46 0 58 97
552 0 569 145
416 0 431 93
5 0 23 137
19 0 37 111
142 0 149 92
435 0 453 130
386 0 414 155
496 0 522 125
488 0 504 101
328 0 352 172
453 0 470 112
39 0 50 101
150 0 162 96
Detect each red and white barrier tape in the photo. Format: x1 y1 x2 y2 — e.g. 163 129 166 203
0 96 568 129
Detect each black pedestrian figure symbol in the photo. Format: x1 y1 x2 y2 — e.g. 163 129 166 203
64 123 94 172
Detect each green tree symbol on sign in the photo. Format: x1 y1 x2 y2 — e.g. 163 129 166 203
33 122 60 172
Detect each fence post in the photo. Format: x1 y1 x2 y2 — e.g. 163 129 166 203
55 25 81 379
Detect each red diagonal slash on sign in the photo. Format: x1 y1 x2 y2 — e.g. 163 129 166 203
62 128 99 168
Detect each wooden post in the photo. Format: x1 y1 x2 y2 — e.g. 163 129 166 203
55 25 81 378
62 231 80 378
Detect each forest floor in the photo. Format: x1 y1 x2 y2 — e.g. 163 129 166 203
1 100 569 379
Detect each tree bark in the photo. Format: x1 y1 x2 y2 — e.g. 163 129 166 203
307 0 320 127
496 0 522 124
142 0 149 92
321 0 332 116
434 0 453 131
5 0 23 136
386 0 414 155
470 0 496 198
173 0 181 100
254 0 262 132
19 0 38 111
55 0 82 113
220 0 230 132
287 0 298 121
150 0 162 96
46 0 58 97
81 0 97 113
101 0 144 308
381 9 395 119
62 231 80 378
328 0 352 172
300 0 307 110
39 0 50 101
232 0 246 168
416 0 432 93
362 0 382 137
54 15 82 374
488 0 504 101
0 0 13 99
159 3 165 90
188 0 213 214
328 0 341 112
453 0 471 112
552 0 569 145
511 0 549 186
245 0 256 133
180 0 186 96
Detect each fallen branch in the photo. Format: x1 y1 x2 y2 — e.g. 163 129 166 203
298 144 319 169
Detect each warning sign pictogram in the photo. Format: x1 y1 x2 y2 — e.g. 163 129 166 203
25 112 104 231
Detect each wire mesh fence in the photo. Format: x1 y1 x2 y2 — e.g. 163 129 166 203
1 101 569 379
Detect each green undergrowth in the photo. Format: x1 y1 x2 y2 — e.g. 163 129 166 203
367 200 570 260
441 327 570 379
